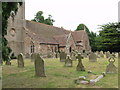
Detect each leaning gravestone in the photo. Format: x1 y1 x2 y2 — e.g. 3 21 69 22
89 52 97 62
106 56 117 74
17 53 24 68
59 51 67 62
76 53 85 71
34 53 46 77
65 55 72 67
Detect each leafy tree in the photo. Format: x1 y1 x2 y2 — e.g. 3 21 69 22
32 11 55 25
76 24 91 36
96 22 120 52
32 11 44 23
1 2 22 64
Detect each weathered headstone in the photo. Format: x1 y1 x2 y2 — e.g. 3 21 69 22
100 51 104 58
17 53 24 68
106 56 117 74
95 53 100 58
111 53 116 58
76 53 85 71
31 53 36 62
59 51 67 62
89 52 97 62
34 53 46 77
25 53 30 58
95 51 99 55
65 55 72 67
106 51 111 58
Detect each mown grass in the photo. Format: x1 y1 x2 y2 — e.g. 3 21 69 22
2 57 118 88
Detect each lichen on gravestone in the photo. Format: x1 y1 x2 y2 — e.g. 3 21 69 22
17 53 24 68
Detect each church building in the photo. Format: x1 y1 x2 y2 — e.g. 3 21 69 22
5 2 91 57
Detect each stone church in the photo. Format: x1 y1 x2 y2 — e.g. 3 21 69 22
5 2 91 57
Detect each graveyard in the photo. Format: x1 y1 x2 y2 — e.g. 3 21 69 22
2 53 118 88
1 2 120 89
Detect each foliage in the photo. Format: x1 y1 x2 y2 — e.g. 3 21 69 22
95 22 120 52
76 24 90 34
32 11 55 25
2 2 22 62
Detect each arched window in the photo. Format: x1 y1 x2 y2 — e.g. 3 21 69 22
30 41 35 53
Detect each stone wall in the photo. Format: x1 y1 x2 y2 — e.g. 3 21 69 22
5 3 25 56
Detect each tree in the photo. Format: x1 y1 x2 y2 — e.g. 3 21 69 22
32 11 44 23
32 11 55 25
95 22 120 52
1 2 22 64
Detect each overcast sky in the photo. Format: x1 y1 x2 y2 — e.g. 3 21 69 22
25 0 119 33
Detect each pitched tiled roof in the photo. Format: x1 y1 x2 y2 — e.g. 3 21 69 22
53 34 68 46
71 30 85 42
25 20 86 46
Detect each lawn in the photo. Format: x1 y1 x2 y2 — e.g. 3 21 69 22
2 57 118 88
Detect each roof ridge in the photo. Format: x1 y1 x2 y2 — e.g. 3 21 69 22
26 20 70 32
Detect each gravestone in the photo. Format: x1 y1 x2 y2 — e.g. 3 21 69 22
111 53 116 58
95 53 100 58
34 53 46 77
106 56 117 74
96 51 99 55
76 53 85 71
100 51 104 58
65 55 72 67
59 51 67 62
31 53 36 62
106 51 111 58
25 53 30 58
17 53 24 68
89 52 97 62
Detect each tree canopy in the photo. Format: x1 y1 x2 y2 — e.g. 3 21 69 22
95 22 120 52
32 11 55 25
1 2 22 63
